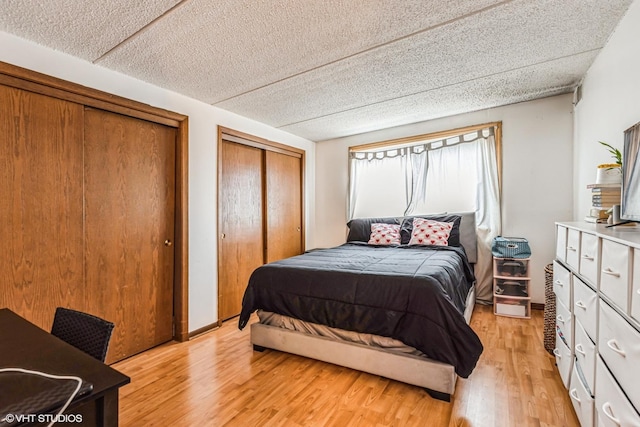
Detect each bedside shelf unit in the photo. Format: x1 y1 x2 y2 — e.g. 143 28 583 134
493 257 531 318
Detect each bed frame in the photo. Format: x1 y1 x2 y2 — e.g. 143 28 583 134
250 285 476 402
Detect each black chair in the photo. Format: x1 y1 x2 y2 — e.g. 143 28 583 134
51 307 114 362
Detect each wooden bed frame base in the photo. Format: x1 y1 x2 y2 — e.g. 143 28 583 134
250 287 476 402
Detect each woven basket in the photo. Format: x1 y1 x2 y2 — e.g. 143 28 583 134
543 263 556 355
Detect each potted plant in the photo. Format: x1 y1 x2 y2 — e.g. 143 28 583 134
597 141 622 184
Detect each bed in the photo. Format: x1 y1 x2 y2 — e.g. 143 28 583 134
238 212 483 401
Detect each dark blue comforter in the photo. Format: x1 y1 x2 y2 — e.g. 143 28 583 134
238 242 483 378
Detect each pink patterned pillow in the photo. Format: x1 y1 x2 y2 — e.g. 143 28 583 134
367 223 401 245
408 218 452 246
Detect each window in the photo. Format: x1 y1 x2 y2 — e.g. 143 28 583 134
348 122 502 302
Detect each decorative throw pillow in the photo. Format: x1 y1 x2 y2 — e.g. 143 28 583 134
401 214 461 245
408 218 452 246
367 223 401 245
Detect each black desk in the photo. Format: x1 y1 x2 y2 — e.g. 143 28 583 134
0 308 130 426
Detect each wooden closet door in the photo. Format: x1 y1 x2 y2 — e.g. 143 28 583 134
84 108 176 363
265 151 303 263
0 85 84 330
218 140 264 321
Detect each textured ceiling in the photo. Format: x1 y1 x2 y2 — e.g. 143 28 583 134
0 0 633 141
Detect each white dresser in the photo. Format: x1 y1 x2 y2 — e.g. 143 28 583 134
555 222 640 427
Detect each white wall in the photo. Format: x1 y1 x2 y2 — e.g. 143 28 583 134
0 31 316 332
574 0 640 219
316 94 574 304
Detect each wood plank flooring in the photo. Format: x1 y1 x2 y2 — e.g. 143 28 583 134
113 305 579 426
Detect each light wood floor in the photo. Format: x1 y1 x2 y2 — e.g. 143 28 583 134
113 305 579 426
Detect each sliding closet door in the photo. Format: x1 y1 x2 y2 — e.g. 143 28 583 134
265 151 303 263
0 85 84 329
84 108 176 363
218 140 265 321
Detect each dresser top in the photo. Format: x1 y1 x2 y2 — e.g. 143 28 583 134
556 221 640 248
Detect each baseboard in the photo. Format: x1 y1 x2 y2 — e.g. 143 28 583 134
188 320 222 339
531 302 544 311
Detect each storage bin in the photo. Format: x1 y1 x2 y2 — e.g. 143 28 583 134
491 236 531 259
494 278 529 297
569 363 595 427
494 296 529 317
494 258 529 277
554 328 573 389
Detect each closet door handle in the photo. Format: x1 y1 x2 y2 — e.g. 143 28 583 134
556 315 565 323
602 402 621 425
567 246 577 252
602 268 621 277
581 254 594 261
575 344 586 356
555 280 564 287
607 339 626 357
164 239 173 247
553 348 561 358
575 301 587 310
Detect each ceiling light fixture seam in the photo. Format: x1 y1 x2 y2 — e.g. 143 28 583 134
92 0 190 64
211 0 517 105
275 48 599 128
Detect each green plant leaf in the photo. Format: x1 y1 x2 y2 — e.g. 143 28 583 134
599 141 622 165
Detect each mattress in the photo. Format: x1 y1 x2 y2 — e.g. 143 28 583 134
257 309 425 357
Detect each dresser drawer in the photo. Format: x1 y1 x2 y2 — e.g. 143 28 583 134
566 228 581 271
553 261 572 309
556 225 567 263
574 319 596 395
494 258 529 277
570 363 595 427
631 248 640 324
554 330 573 389
574 275 598 342
579 232 599 286
556 298 573 351
595 356 640 426
598 301 640 411
600 239 630 312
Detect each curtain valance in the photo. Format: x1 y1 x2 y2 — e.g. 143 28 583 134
350 127 495 161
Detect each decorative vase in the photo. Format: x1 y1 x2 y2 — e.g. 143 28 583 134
596 164 622 185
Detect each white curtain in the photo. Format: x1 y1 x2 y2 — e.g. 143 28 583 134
349 149 407 218
348 128 501 303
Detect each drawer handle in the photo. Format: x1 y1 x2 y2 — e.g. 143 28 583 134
556 315 565 323
553 348 562 358
575 344 586 356
575 301 587 310
569 388 580 403
581 254 594 261
567 246 577 252
602 268 621 278
607 339 627 357
554 280 564 286
602 402 621 425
